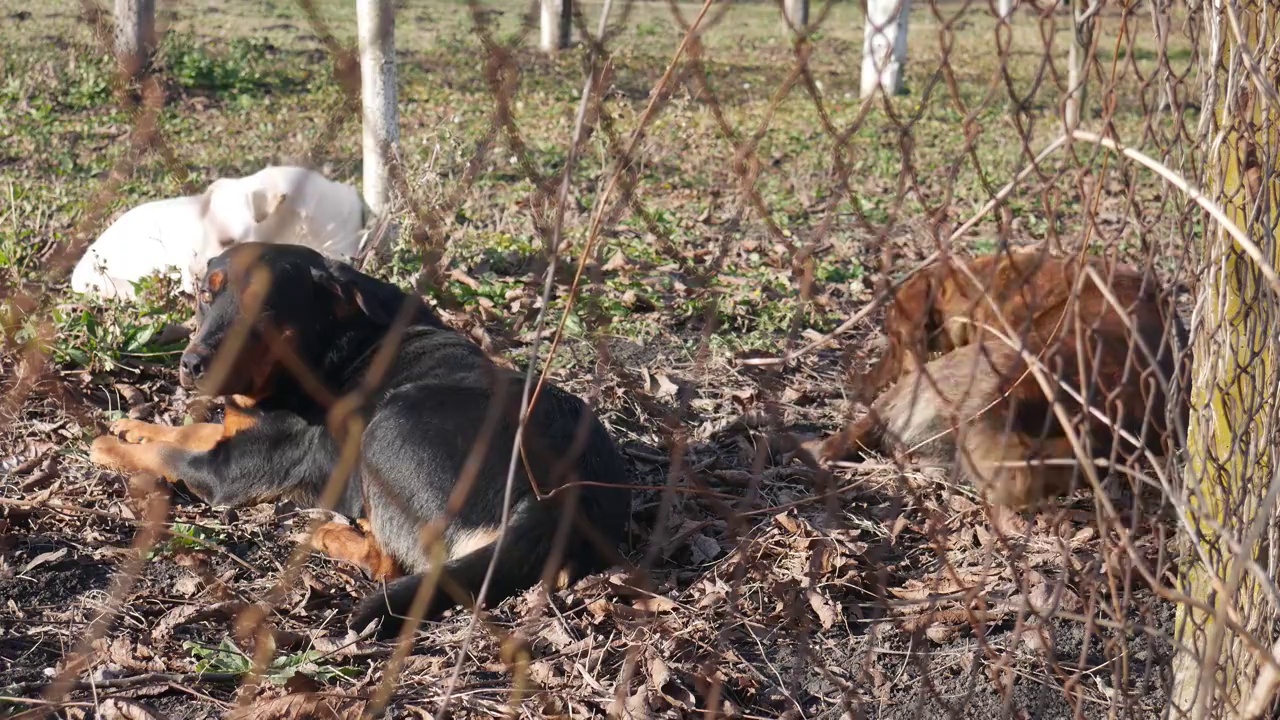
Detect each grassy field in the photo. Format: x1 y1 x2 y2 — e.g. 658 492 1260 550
1 0 1205 717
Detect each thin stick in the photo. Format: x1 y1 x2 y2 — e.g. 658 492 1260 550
11 672 242 695
1069 129 1280 295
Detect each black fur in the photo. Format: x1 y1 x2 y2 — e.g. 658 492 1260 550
170 243 632 637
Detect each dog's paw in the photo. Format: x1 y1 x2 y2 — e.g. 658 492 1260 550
109 418 155 444
89 436 130 469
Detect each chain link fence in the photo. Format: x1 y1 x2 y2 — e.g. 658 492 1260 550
2 0 1278 717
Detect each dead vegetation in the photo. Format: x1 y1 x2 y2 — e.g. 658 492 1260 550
0 0 1205 717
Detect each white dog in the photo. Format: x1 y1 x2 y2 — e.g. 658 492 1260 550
71 166 367 301
70 196 207 300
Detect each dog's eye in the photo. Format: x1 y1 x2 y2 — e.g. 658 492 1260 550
218 237 236 248
199 290 213 305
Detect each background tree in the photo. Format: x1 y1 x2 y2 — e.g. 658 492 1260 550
1174 2 1280 717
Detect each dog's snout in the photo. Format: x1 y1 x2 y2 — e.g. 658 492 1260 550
179 350 210 387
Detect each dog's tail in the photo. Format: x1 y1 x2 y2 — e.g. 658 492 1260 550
351 498 609 639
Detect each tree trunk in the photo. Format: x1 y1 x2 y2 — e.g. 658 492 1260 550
356 0 399 264
1173 2 1280 718
539 0 572 54
784 0 809 32
113 0 155 79
860 0 911 98
1064 0 1089 129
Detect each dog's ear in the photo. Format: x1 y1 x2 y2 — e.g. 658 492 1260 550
309 264 358 318
198 187 214 215
311 260 417 326
249 187 288 224
893 269 936 324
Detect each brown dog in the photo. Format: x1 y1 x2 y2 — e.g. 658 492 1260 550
820 247 1190 508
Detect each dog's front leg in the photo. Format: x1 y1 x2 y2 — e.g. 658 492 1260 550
106 400 261 451
90 412 336 510
106 419 226 452
89 435 202 482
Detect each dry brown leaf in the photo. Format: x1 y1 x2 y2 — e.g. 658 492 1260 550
695 590 726 609
538 621 577 651
173 575 201 598
888 579 954 602
774 512 801 534
988 506 1030 536
585 598 612 622
974 524 994 548
93 636 165 673
535 693 572 719
1028 578 1084 614
780 386 811 405
448 268 481 290
729 388 756 408
528 659 560 689
647 656 673 693
890 514 910 541
607 686 651 720
653 373 679 400
633 595 677 614
688 534 720 564
304 634 378 660
225 693 367 720
155 322 193 346
1018 623 1049 652
709 469 755 486
898 607 1007 633
1070 526 1097 548
601 249 629 273
400 655 447 674
284 674 321 694
113 383 146 407
172 552 206 569
151 601 248 642
809 540 836 575
948 494 979 514
807 590 839 630
98 698 166 720
925 624 960 644
647 656 694 710
126 400 155 421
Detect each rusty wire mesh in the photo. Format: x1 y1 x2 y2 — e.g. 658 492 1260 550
3 0 1279 717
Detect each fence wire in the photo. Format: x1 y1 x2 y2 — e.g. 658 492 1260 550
2 0 1279 717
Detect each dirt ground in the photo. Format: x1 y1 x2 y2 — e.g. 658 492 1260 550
1 321 1183 719
1 0 1201 717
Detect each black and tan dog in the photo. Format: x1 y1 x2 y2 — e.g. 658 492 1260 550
89 243 632 636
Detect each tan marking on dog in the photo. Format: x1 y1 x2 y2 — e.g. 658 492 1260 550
89 436 181 481
448 526 501 561
206 269 227 294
